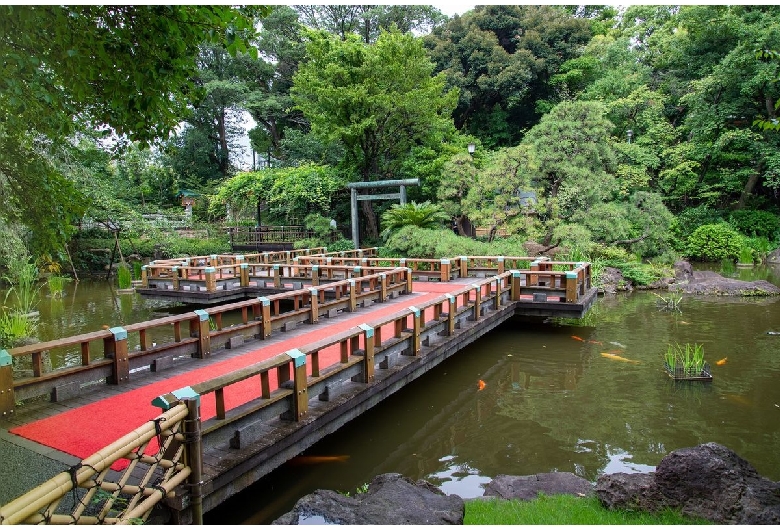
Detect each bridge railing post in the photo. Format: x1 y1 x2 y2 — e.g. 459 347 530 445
285 349 308 421
171 266 180 291
497 256 505 275
408 306 421 355
240 263 249 287
471 284 482 320
446 295 456 335
494 276 501 309
405 267 413 294
0 349 15 416
379 273 387 302
105 326 129 384
358 324 375 383
460 256 468 278
309 288 319 324
312 265 320 287
348 279 357 312
566 271 579 302
258 297 272 338
440 258 451 282
204 267 216 292
193 309 211 358
183 396 203 525
510 270 521 301
273 264 281 288
141 265 148 288
530 260 540 286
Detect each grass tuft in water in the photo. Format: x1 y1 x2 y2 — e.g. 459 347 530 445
464 494 712 525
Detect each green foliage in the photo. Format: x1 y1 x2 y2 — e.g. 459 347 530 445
380 201 449 240
685 223 745 262
3 258 40 315
669 206 726 251
728 210 780 241
46 275 69 299
0 310 37 349
665 343 707 375
117 263 132 290
464 494 712 525
738 246 755 265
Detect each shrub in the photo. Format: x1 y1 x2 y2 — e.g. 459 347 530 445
728 209 780 241
685 223 744 262
669 205 725 251
117 263 132 289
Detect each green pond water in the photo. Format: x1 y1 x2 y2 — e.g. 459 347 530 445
4 266 780 524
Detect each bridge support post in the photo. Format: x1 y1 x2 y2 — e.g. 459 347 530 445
494 276 501 309
285 349 308 420
258 297 272 338
106 327 129 384
141 265 148 288
0 350 15 416
379 273 387 302
172 266 180 291
358 324 375 383
193 310 211 358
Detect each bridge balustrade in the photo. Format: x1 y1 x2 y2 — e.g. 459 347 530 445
1 269 411 416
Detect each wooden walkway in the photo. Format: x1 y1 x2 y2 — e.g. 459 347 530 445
0 254 597 524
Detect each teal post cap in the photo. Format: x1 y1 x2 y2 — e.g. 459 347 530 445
286 348 306 368
446 294 455 302
441 258 450 264
408 305 421 317
358 323 374 338
204 267 216 273
566 271 578 279
109 326 127 341
511 269 521 277
309 288 318 295
241 263 248 269
0 349 11 367
258 296 271 306
194 309 209 321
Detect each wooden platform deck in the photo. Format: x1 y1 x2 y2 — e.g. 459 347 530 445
0 253 597 524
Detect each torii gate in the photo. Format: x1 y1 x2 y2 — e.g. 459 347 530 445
348 178 420 249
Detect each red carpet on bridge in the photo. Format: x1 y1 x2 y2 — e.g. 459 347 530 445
10 283 459 468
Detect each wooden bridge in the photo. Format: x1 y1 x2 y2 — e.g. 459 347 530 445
0 249 596 524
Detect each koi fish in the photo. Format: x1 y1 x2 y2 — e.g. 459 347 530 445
588 340 603 345
571 335 584 341
478 380 486 391
290 455 350 465
716 358 727 366
608 341 626 349
600 352 641 364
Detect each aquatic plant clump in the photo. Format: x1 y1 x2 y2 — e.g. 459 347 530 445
663 343 712 381
117 263 132 290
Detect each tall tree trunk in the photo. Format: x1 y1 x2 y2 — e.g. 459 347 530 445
217 108 229 175
737 171 761 210
361 200 379 241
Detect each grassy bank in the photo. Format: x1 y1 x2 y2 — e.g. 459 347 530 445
464 495 712 525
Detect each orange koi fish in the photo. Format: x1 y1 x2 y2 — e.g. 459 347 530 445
290 455 350 465
478 380 486 391
571 335 584 341
600 352 641 364
716 358 727 366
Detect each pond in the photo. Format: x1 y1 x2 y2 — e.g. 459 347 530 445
4 267 780 523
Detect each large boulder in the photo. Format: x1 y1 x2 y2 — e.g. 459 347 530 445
668 270 780 296
272 473 464 525
483 472 594 501
596 442 780 524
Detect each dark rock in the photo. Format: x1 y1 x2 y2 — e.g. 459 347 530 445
673 260 694 282
597 267 631 294
596 442 780 524
272 473 464 525
595 472 664 512
484 472 594 501
668 270 780 296
767 248 780 264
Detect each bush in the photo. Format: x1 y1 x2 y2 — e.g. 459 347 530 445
669 206 725 251
685 223 744 262
728 209 780 241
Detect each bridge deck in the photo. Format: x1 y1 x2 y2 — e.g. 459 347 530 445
0 276 596 521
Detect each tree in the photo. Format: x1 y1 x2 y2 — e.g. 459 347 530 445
0 5 269 256
424 5 593 147
294 5 446 43
291 29 458 240
380 201 449 240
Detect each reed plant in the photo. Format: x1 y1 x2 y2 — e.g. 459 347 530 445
0 308 37 348
664 343 706 376
2 259 40 315
737 246 754 265
132 261 142 281
47 275 69 298
117 262 132 290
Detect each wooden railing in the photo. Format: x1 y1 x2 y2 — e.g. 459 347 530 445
1 256 591 417
1 268 411 415
227 226 341 246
